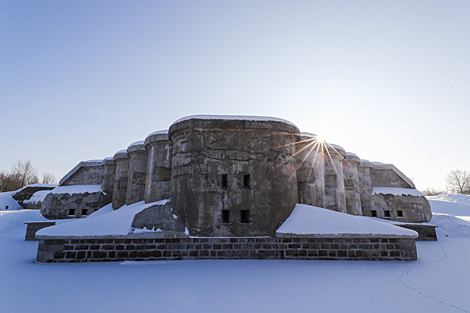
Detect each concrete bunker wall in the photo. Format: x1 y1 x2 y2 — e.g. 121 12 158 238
144 131 173 203
169 118 300 237
295 134 325 208
59 161 104 186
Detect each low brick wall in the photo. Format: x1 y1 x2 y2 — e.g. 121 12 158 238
37 236 417 262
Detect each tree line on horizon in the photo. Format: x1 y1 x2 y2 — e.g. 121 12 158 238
0 160 56 192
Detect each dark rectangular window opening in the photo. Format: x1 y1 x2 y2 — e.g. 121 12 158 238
221 174 228 189
397 210 403 218
69 209 76 216
384 210 391 218
240 210 250 224
81 209 88 216
222 210 230 224
5 206 8 210
243 174 251 189
371 210 377 217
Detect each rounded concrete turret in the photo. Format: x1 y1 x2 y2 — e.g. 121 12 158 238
144 130 173 203
168 115 300 237
323 143 347 213
295 133 325 208
358 159 374 216
102 157 116 194
125 141 148 205
343 152 362 216
112 149 130 210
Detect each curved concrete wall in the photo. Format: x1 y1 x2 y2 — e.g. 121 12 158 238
112 150 130 210
295 134 325 208
126 142 148 205
144 131 173 203
324 144 347 213
169 117 300 237
343 152 362 216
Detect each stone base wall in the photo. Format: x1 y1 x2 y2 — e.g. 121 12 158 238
37 236 417 263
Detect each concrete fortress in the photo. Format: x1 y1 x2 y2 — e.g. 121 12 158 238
41 115 432 237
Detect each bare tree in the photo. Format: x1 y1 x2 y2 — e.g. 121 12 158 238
41 172 56 184
446 170 470 194
421 187 445 196
0 160 39 191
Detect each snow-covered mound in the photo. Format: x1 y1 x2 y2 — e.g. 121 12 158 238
430 213 470 238
0 210 47 238
23 190 51 205
36 200 170 238
277 204 417 237
0 191 23 211
427 193 470 216
428 193 470 206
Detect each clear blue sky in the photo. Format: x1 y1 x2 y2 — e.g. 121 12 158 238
1 0 469 190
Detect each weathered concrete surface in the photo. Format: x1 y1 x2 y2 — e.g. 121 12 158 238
370 163 415 189
112 150 129 210
295 134 325 208
102 157 116 195
25 221 56 241
40 191 112 219
169 117 300 237
370 193 432 223
144 131 172 203
59 160 104 186
343 152 362 216
126 142 148 205
131 200 185 233
324 144 347 213
358 159 373 217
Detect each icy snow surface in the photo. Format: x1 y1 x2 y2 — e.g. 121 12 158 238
277 204 416 237
2 195 470 312
50 185 103 194
36 199 170 237
372 187 424 197
172 114 298 128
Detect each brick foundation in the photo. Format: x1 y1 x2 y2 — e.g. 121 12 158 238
37 236 417 263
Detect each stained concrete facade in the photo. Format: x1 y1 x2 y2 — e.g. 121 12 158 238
144 131 172 203
42 115 431 234
168 118 299 237
126 141 148 205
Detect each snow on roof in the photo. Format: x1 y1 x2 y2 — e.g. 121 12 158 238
50 185 103 195
0 193 23 211
24 190 52 204
372 187 423 197
148 130 168 136
36 199 170 238
276 204 417 238
129 140 144 147
172 115 298 128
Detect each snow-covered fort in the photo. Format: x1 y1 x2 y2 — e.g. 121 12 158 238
33 115 435 262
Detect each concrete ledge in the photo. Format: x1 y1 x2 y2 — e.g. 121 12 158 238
25 221 56 241
395 224 438 241
36 236 417 263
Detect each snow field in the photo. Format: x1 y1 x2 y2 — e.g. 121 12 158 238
0 193 469 313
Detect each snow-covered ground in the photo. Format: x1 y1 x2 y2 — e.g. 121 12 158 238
1 194 470 313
